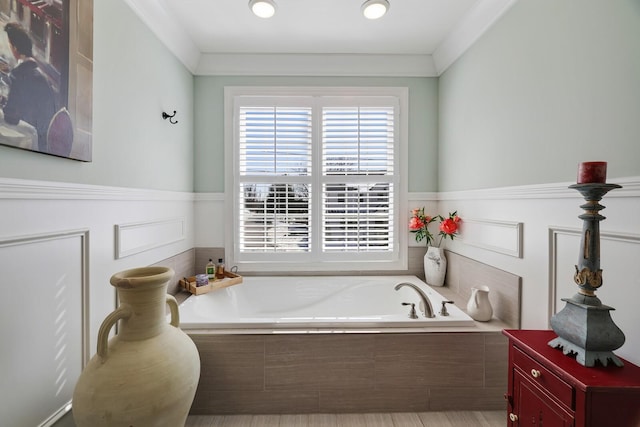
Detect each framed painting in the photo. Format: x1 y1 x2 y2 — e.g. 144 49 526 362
0 0 92 161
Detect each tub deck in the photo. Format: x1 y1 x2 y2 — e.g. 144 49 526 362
178 275 479 332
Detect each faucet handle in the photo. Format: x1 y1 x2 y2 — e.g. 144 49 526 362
402 302 418 319
439 300 455 316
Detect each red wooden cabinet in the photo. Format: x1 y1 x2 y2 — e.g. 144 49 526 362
503 330 640 427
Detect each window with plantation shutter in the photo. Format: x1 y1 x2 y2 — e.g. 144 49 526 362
227 87 407 272
322 105 395 252
238 105 313 253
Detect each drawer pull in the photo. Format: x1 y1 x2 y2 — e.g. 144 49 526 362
509 413 519 422
530 368 541 378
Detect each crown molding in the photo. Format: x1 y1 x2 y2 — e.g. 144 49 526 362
121 0 200 73
195 53 438 77
123 0 518 77
433 0 519 75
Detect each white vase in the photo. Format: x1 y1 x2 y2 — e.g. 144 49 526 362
424 246 447 287
467 285 493 322
72 267 200 427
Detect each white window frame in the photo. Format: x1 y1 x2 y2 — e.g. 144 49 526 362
224 86 408 273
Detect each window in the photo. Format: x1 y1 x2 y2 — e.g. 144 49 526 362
225 87 407 272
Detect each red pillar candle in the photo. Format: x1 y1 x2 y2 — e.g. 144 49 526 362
577 161 607 184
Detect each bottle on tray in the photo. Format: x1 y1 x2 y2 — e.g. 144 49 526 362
206 258 215 280
216 258 225 279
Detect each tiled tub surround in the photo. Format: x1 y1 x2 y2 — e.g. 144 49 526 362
441 251 522 329
151 248 195 303
155 248 520 414
188 332 508 414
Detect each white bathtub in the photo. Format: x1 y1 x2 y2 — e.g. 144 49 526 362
177 275 475 331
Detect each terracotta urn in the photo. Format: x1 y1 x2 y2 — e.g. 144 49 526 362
72 266 200 426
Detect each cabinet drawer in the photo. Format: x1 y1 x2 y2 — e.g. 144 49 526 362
513 345 574 409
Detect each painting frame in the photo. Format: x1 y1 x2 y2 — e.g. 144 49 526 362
0 0 92 161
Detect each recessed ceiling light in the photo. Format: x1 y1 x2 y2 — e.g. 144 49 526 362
361 0 390 20
249 0 277 19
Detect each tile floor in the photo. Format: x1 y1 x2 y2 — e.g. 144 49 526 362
185 410 505 426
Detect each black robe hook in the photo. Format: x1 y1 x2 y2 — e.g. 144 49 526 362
162 110 178 124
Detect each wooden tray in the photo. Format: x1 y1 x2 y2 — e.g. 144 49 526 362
179 271 243 295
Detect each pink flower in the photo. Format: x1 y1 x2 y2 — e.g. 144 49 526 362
409 208 462 247
439 218 458 235
435 211 461 246
408 207 436 245
409 217 425 231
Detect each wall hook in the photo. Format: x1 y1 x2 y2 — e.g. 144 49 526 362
162 110 178 124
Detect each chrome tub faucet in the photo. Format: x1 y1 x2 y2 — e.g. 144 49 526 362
394 282 436 318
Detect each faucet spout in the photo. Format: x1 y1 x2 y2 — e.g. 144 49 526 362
394 282 436 318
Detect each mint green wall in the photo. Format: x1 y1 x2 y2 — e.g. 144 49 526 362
439 0 640 191
0 0 194 192
193 76 438 193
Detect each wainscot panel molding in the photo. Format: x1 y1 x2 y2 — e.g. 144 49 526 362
0 176 196 427
548 225 640 365
548 226 640 314
438 176 640 200
436 180 640 366
0 229 89 427
115 217 186 259
0 177 194 201
461 218 523 258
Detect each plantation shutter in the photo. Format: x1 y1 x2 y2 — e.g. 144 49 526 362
231 90 403 270
321 106 395 252
238 106 313 253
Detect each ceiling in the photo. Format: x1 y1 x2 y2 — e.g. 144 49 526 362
123 0 517 76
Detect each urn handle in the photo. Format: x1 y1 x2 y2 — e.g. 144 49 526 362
97 304 133 361
166 294 180 327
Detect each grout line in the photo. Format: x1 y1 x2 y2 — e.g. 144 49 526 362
262 337 266 392
483 334 487 388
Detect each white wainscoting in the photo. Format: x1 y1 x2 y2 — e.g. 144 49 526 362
0 229 89 427
548 226 640 360
462 218 523 258
0 177 195 426
115 217 185 259
437 176 640 365
3 175 637 426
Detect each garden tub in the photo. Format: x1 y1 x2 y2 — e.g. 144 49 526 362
177 275 475 331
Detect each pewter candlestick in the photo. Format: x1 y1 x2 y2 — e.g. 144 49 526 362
548 182 626 367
